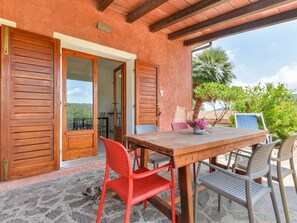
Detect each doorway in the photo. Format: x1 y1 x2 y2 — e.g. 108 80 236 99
62 50 126 162
97 58 126 154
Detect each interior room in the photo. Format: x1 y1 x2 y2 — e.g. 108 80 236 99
97 58 124 154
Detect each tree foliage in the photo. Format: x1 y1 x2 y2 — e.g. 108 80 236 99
66 103 93 130
230 83 297 140
192 47 235 87
67 103 93 121
194 83 244 125
192 47 236 119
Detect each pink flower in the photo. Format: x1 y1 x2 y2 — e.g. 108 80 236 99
187 119 207 130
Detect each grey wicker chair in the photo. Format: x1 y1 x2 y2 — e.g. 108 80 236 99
194 141 281 223
234 134 297 223
133 124 170 169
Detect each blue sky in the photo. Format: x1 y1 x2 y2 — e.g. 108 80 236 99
67 80 93 104
211 19 297 91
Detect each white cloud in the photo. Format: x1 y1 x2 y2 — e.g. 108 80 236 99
232 80 255 88
259 64 297 91
232 64 297 92
226 50 235 60
234 64 256 80
67 88 84 96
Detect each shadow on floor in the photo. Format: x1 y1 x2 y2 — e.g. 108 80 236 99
0 160 297 223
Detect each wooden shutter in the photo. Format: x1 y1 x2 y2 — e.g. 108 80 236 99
0 26 60 180
135 60 159 127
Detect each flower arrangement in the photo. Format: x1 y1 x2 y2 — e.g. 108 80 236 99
187 119 208 130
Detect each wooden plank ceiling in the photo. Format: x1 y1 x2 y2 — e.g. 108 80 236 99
98 0 297 47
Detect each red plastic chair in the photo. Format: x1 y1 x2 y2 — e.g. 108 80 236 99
171 122 197 182
171 122 189 130
97 137 176 223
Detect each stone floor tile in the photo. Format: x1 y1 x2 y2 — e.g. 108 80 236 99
0 159 297 223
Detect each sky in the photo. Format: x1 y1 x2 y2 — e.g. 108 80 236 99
209 19 297 92
67 80 93 104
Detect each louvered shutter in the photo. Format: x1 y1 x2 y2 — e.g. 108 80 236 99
0 26 60 180
135 60 159 127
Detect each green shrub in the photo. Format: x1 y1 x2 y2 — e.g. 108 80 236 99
194 83 244 125
230 83 297 140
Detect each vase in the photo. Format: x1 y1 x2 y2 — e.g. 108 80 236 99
193 127 204 135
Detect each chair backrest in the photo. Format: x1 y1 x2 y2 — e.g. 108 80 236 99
247 140 280 179
171 122 189 130
99 112 107 117
100 136 131 177
235 113 267 130
278 134 297 161
135 124 158 134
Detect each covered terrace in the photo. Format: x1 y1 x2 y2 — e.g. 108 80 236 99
0 0 297 222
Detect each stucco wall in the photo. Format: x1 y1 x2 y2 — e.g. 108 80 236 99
0 0 192 130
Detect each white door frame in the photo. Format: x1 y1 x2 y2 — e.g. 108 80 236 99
53 33 136 148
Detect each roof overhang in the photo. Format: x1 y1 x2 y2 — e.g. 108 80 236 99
96 0 297 47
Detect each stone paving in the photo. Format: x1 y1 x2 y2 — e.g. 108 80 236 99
0 159 297 222
2 123 297 223
0 168 171 223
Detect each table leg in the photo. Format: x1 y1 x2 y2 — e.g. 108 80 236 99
209 157 217 172
148 196 181 222
178 165 194 223
140 148 149 168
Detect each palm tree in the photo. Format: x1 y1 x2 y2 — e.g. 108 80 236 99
192 47 235 119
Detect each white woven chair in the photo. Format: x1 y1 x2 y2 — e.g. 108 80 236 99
194 141 281 223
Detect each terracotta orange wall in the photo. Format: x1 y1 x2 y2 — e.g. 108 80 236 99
0 0 192 130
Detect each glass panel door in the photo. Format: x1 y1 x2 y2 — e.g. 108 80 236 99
62 50 98 161
113 65 124 143
66 56 93 131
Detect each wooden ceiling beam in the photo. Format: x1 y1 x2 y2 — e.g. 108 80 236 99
97 0 114 12
184 8 297 46
149 0 229 32
169 0 295 40
126 0 169 23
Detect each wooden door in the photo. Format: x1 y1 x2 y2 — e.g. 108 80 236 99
135 60 160 127
0 26 60 181
113 64 126 143
62 50 98 161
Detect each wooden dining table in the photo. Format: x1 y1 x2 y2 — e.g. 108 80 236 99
124 126 268 223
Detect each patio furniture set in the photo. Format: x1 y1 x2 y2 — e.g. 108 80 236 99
96 113 297 223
